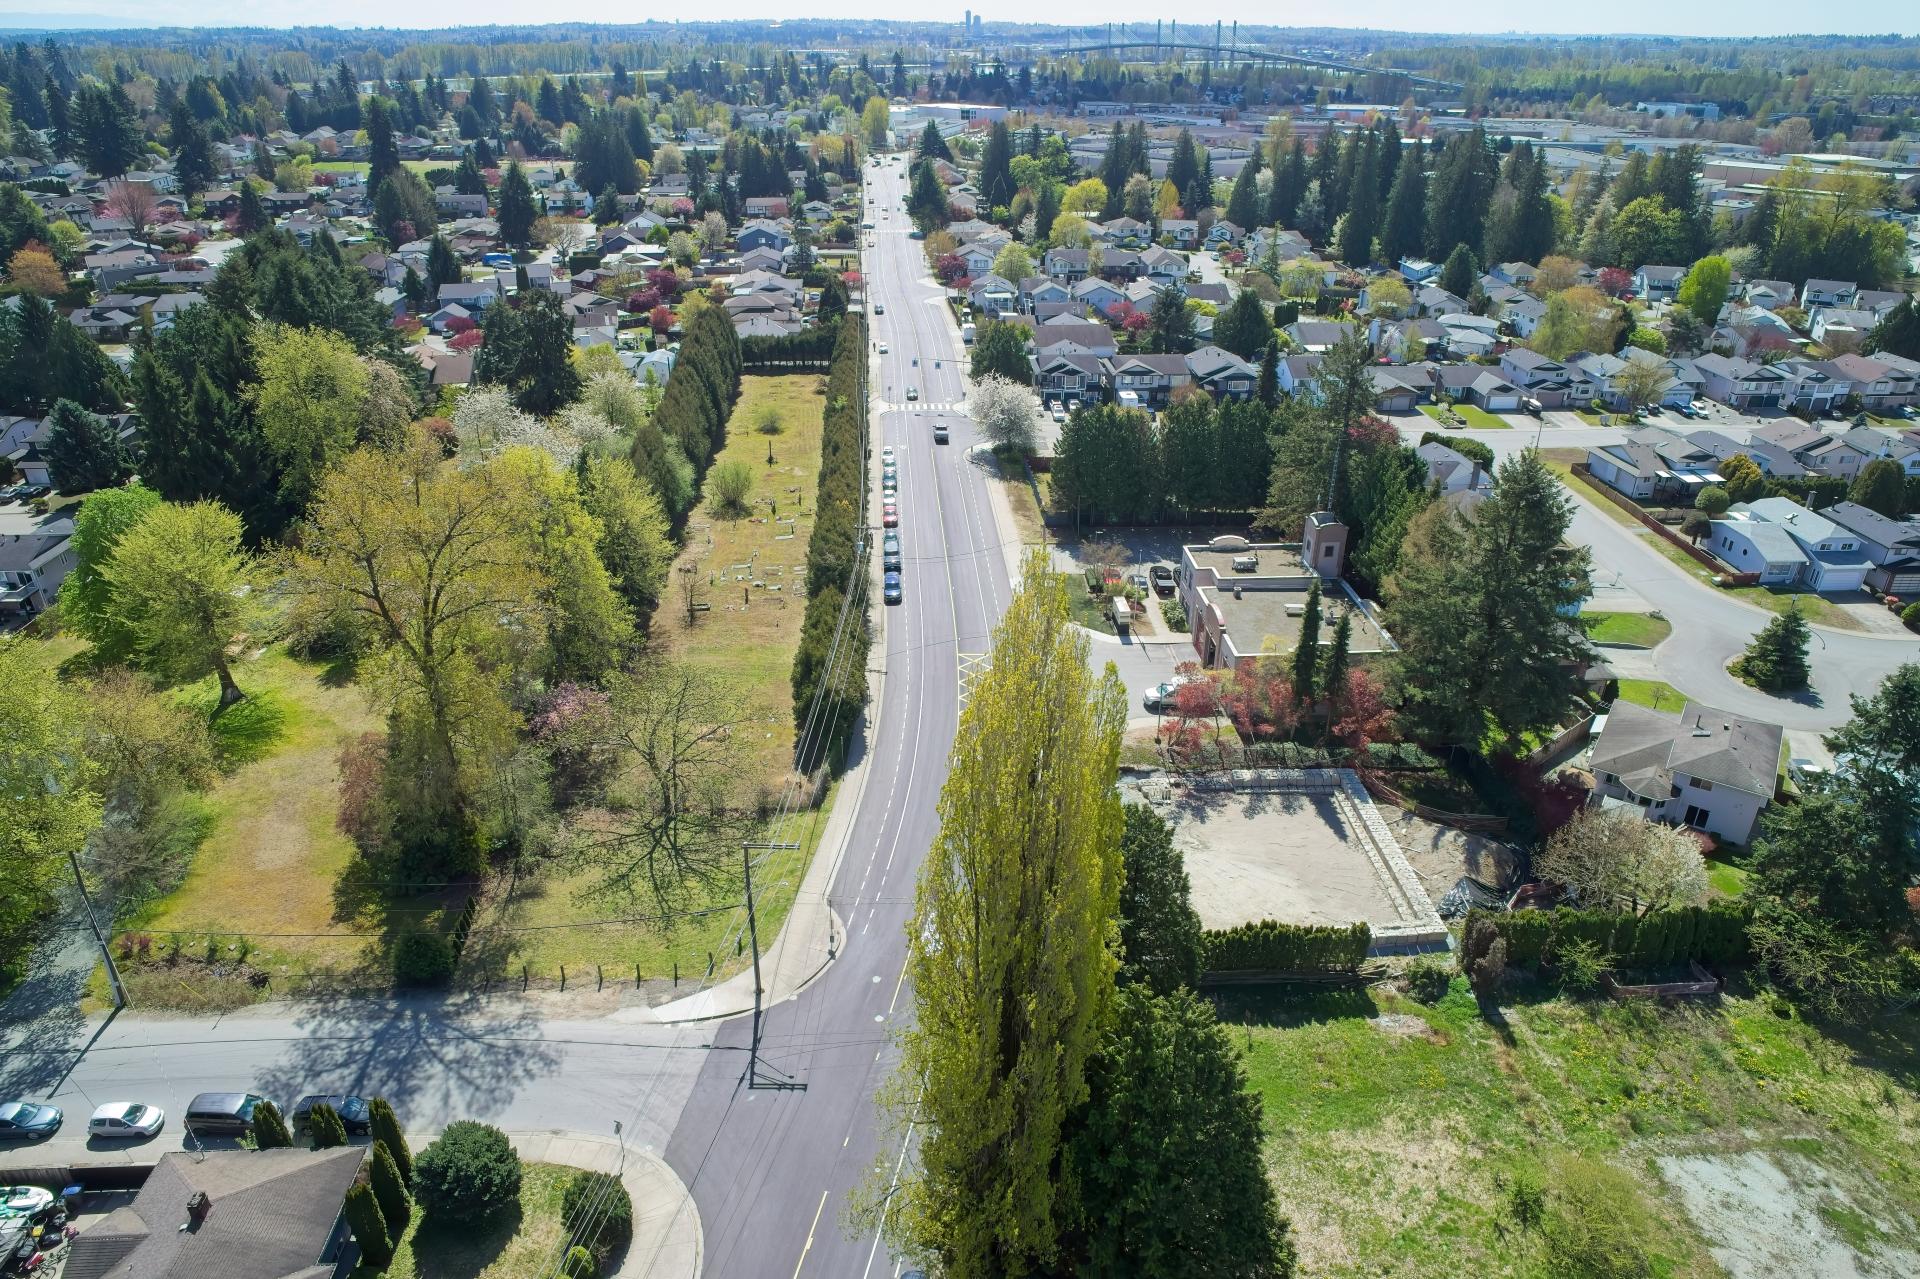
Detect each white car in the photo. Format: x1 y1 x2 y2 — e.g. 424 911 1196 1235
1142 675 1200 713
0 1185 54 1215
878 342 888 354
88 1102 165 1139
881 446 895 463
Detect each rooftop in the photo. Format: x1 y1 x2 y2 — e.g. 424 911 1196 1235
1592 699 1783 801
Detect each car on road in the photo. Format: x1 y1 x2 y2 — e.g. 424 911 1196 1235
881 446 895 463
877 341 888 354
933 421 948 443
883 533 902 571
1149 565 1175 596
183 1091 267 1137
0 1102 61 1141
1142 675 1200 713
883 571 903 604
88 1102 164 1140
906 386 918 400
882 505 899 528
290 1094 372 1134
0 1186 54 1215
873 303 884 314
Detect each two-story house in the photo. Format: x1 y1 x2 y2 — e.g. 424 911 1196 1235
1184 345 1258 401
1800 278 1858 310
1715 497 1872 591
1589 700 1783 845
1691 353 1791 410
1831 352 1920 410
1042 246 1090 284
1632 265 1686 301
1107 354 1192 409
0 506 77 617
1818 500 1920 595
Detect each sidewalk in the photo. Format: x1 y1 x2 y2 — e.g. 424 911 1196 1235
481 1130 701 1279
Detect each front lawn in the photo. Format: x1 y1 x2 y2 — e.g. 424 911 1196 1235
1613 678 1689 712
1418 403 1512 430
1581 611 1673 647
370 1162 577 1279
1228 982 1920 1279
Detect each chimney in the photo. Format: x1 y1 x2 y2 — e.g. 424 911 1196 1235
186 1190 211 1227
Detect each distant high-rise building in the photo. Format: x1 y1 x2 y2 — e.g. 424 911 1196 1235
964 9 971 30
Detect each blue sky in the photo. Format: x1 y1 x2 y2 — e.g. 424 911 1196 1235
8 2 1918 37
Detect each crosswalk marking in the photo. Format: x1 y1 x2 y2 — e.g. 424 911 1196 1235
880 401 964 414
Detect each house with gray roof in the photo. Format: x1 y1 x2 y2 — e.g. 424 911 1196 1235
1589 699 1783 844
1818 501 1920 595
1713 496 1873 592
63 1146 365 1279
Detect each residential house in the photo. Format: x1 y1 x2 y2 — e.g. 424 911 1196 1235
1751 419 1871 479
1417 441 1493 496
1370 316 1448 364
151 291 205 329
1491 261 1538 288
63 1146 367 1279
1633 265 1686 300
433 187 489 217
1414 285 1468 318
955 241 999 280
1585 427 1719 502
1692 353 1792 410
1687 428 1807 479
800 199 834 223
1717 497 1873 591
1137 245 1188 286
1183 345 1259 401
736 220 793 254
1093 216 1151 247
1800 278 1858 309
1367 365 1430 412
1107 354 1192 409
1708 512 1811 584
1713 305 1799 360
1818 500 1920 594
1032 350 1108 403
1832 352 1920 410
1501 349 1597 409
1436 312 1502 358
0 506 76 616
1018 276 1071 314
411 342 474 387
1276 354 1324 397
742 196 790 220
1286 320 1354 353
967 273 1018 318
1398 256 1438 284
1743 278 1797 310
1069 276 1127 317
1032 322 1118 359
1042 246 1090 284
636 346 676 388
1809 307 1878 346
1160 218 1199 249
1500 292 1548 339
1423 363 1523 412
1783 358 1854 414
1588 700 1783 844
1176 537 1394 672
1204 220 1245 247
437 279 503 314
1838 425 1920 476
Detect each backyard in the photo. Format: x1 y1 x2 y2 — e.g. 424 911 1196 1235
1226 980 1920 1279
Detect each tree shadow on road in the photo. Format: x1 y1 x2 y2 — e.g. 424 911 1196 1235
252 989 562 1127
0 911 102 1099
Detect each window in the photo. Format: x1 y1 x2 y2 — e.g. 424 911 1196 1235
1689 777 1713 791
1684 804 1709 829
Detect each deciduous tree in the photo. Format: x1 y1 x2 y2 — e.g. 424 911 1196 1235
1535 807 1710 914
103 499 259 707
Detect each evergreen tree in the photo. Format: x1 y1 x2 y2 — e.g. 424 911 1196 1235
370 1141 412 1232
308 1103 349 1150
969 319 1030 385
366 96 400 196
1735 601 1811 692
1376 145 1426 267
1061 986 1297 1279
45 82 74 158
1212 289 1274 360
1223 159 1259 230
73 80 143 178
1147 284 1195 355
169 103 215 201
250 1099 293 1149
1115 806 1203 995
1439 243 1478 299
1267 137 1307 230
1166 130 1200 205
1291 578 1322 703
1484 142 1555 267
978 120 1015 215
497 160 537 246
916 119 951 163
475 291 583 414
1849 458 1906 519
1867 296 1920 361
454 151 488 196
344 1183 393 1269
1336 130 1381 266
369 1099 412 1183
1423 125 1497 264
908 158 948 228
1384 451 1594 744
43 398 132 494
1256 346 1280 407
427 235 462 290
1321 612 1353 733
234 180 268 234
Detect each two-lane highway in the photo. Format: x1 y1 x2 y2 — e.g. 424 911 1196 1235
664 155 1013 1278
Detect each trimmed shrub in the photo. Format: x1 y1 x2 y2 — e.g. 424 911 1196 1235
562 1245 599 1279
1201 920 1370 973
1479 903 1751 976
562 1170 634 1263
414 1121 522 1225
308 1103 349 1150
1402 957 1452 1004
393 930 455 986
250 1099 293 1150
345 1182 394 1269
370 1140 411 1231
370 1097 412 1184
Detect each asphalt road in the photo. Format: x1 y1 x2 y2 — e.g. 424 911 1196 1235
662 156 1012 1279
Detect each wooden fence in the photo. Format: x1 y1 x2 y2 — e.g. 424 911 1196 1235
1363 773 1509 833
1602 961 1724 1001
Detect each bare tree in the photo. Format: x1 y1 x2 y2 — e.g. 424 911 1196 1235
1535 807 1710 915
103 180 160 249
535 217 593 260
561 658 754 912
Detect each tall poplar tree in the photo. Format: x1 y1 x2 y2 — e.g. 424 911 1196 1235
883 557 1127 1278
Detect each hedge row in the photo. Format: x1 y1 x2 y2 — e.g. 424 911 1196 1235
1203 920 1371 973
1471 902 1751 972
791 314 870 772
741 326 839 370
648 304 741 476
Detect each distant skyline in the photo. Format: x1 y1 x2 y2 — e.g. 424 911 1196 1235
3 3 1918 38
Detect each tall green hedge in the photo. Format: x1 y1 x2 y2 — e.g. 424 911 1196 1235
791 315 870 772
741 325 838 370
1469 903 1751 973
647 304 741 476
1202 920 1371 973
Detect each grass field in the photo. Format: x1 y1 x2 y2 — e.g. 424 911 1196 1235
1420 403 1513 430
368 1162 575 1279
1581 610 1673 647
310 159 443 176
1539 455 1641 527
1614 677 1689 712
1225 980 1920 1279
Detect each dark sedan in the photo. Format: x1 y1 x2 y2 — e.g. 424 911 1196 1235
290 1094 372 1134
883 571 903 604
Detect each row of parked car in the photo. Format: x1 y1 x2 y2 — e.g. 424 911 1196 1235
0 1092 372 1143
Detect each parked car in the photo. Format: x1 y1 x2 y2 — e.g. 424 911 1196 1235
1142 675 1199 713
873 303 885 315
1149 565 1175 596
0 1102 61 1141
877 341 888 354
883 571 903 604
88 1102 164 1140
881 446 895 463
290 1095 372 1134
882 506 898 528
1128 573 1150 595
883 533 902 572
183 1091 267 1137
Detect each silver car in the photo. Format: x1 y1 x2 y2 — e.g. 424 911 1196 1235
89 1102 165 1139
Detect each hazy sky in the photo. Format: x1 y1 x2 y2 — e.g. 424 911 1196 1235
11 1 1920 37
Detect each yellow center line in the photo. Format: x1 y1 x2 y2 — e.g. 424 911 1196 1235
792 1189 830 1278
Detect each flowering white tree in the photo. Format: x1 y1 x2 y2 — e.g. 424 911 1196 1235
452 385 579 467
1535 807 1710 916
969 374 1039 454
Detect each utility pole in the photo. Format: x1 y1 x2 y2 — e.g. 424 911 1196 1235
741 839 800 1086
70 850 126 1010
